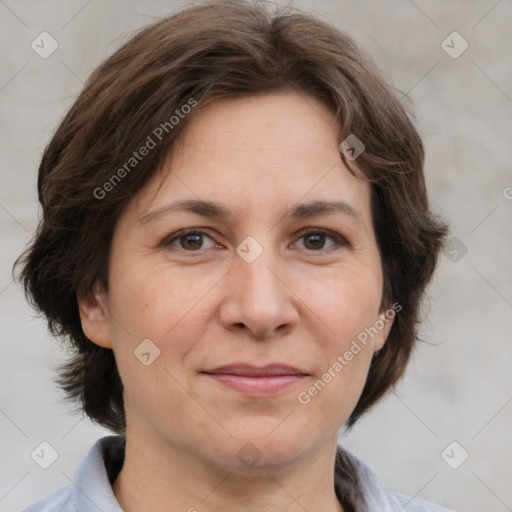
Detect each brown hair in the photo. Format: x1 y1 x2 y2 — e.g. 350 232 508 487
15 0 448 435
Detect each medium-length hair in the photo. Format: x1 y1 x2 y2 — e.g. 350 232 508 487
16 0 448 434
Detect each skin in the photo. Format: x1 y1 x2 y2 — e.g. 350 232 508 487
78 91 393 512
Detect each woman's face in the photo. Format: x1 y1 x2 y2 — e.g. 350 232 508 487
80 91 392 471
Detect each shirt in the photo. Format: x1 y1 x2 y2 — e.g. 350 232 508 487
23 436 454 512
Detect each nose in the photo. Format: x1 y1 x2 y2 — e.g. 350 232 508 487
218 244 299 340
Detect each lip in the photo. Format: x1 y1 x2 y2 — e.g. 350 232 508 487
204 363 307 377
202 364 309 396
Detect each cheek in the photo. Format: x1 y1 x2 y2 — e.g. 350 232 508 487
107 256 210 335
297 262 383 343
292 269 382 421
105 256 222 377
104 259 212 424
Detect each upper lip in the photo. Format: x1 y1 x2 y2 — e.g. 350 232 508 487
203 364 308 377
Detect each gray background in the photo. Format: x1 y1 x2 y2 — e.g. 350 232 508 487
1 1 511 511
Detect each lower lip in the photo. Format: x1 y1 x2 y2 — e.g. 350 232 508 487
204 373 306 395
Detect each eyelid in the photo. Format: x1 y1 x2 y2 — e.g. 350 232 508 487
162 227 350 252
294 227 350 250
162 228 219 249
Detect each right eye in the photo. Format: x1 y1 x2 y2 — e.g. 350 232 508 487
162 229 219 252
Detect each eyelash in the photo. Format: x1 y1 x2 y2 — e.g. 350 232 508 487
162 227 349 254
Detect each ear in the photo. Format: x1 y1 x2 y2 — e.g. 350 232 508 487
77 281 112 349
374 305 396 352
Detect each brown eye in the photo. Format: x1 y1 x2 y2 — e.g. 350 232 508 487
179 233 203 250
164 230 216 251
296 229 347 251
303 233 327 250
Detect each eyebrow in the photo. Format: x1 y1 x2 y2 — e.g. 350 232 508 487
137 198 363 225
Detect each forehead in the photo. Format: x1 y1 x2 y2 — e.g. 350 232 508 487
121 92 372 227
173 91 341 168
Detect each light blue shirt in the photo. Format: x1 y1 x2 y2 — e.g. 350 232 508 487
23 436 454 511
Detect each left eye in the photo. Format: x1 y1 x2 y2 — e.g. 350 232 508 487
295 229 345 251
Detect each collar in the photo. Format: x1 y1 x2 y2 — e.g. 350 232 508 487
73 436 383 511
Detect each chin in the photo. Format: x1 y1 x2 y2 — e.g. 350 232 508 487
208 419 316 472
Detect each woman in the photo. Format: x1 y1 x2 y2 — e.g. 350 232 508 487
17 1 452 510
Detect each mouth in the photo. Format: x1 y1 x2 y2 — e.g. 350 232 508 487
201 364 309 396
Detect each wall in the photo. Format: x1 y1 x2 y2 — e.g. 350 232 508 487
1 1 511 510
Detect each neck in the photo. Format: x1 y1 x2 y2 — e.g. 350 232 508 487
113 428 345 512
